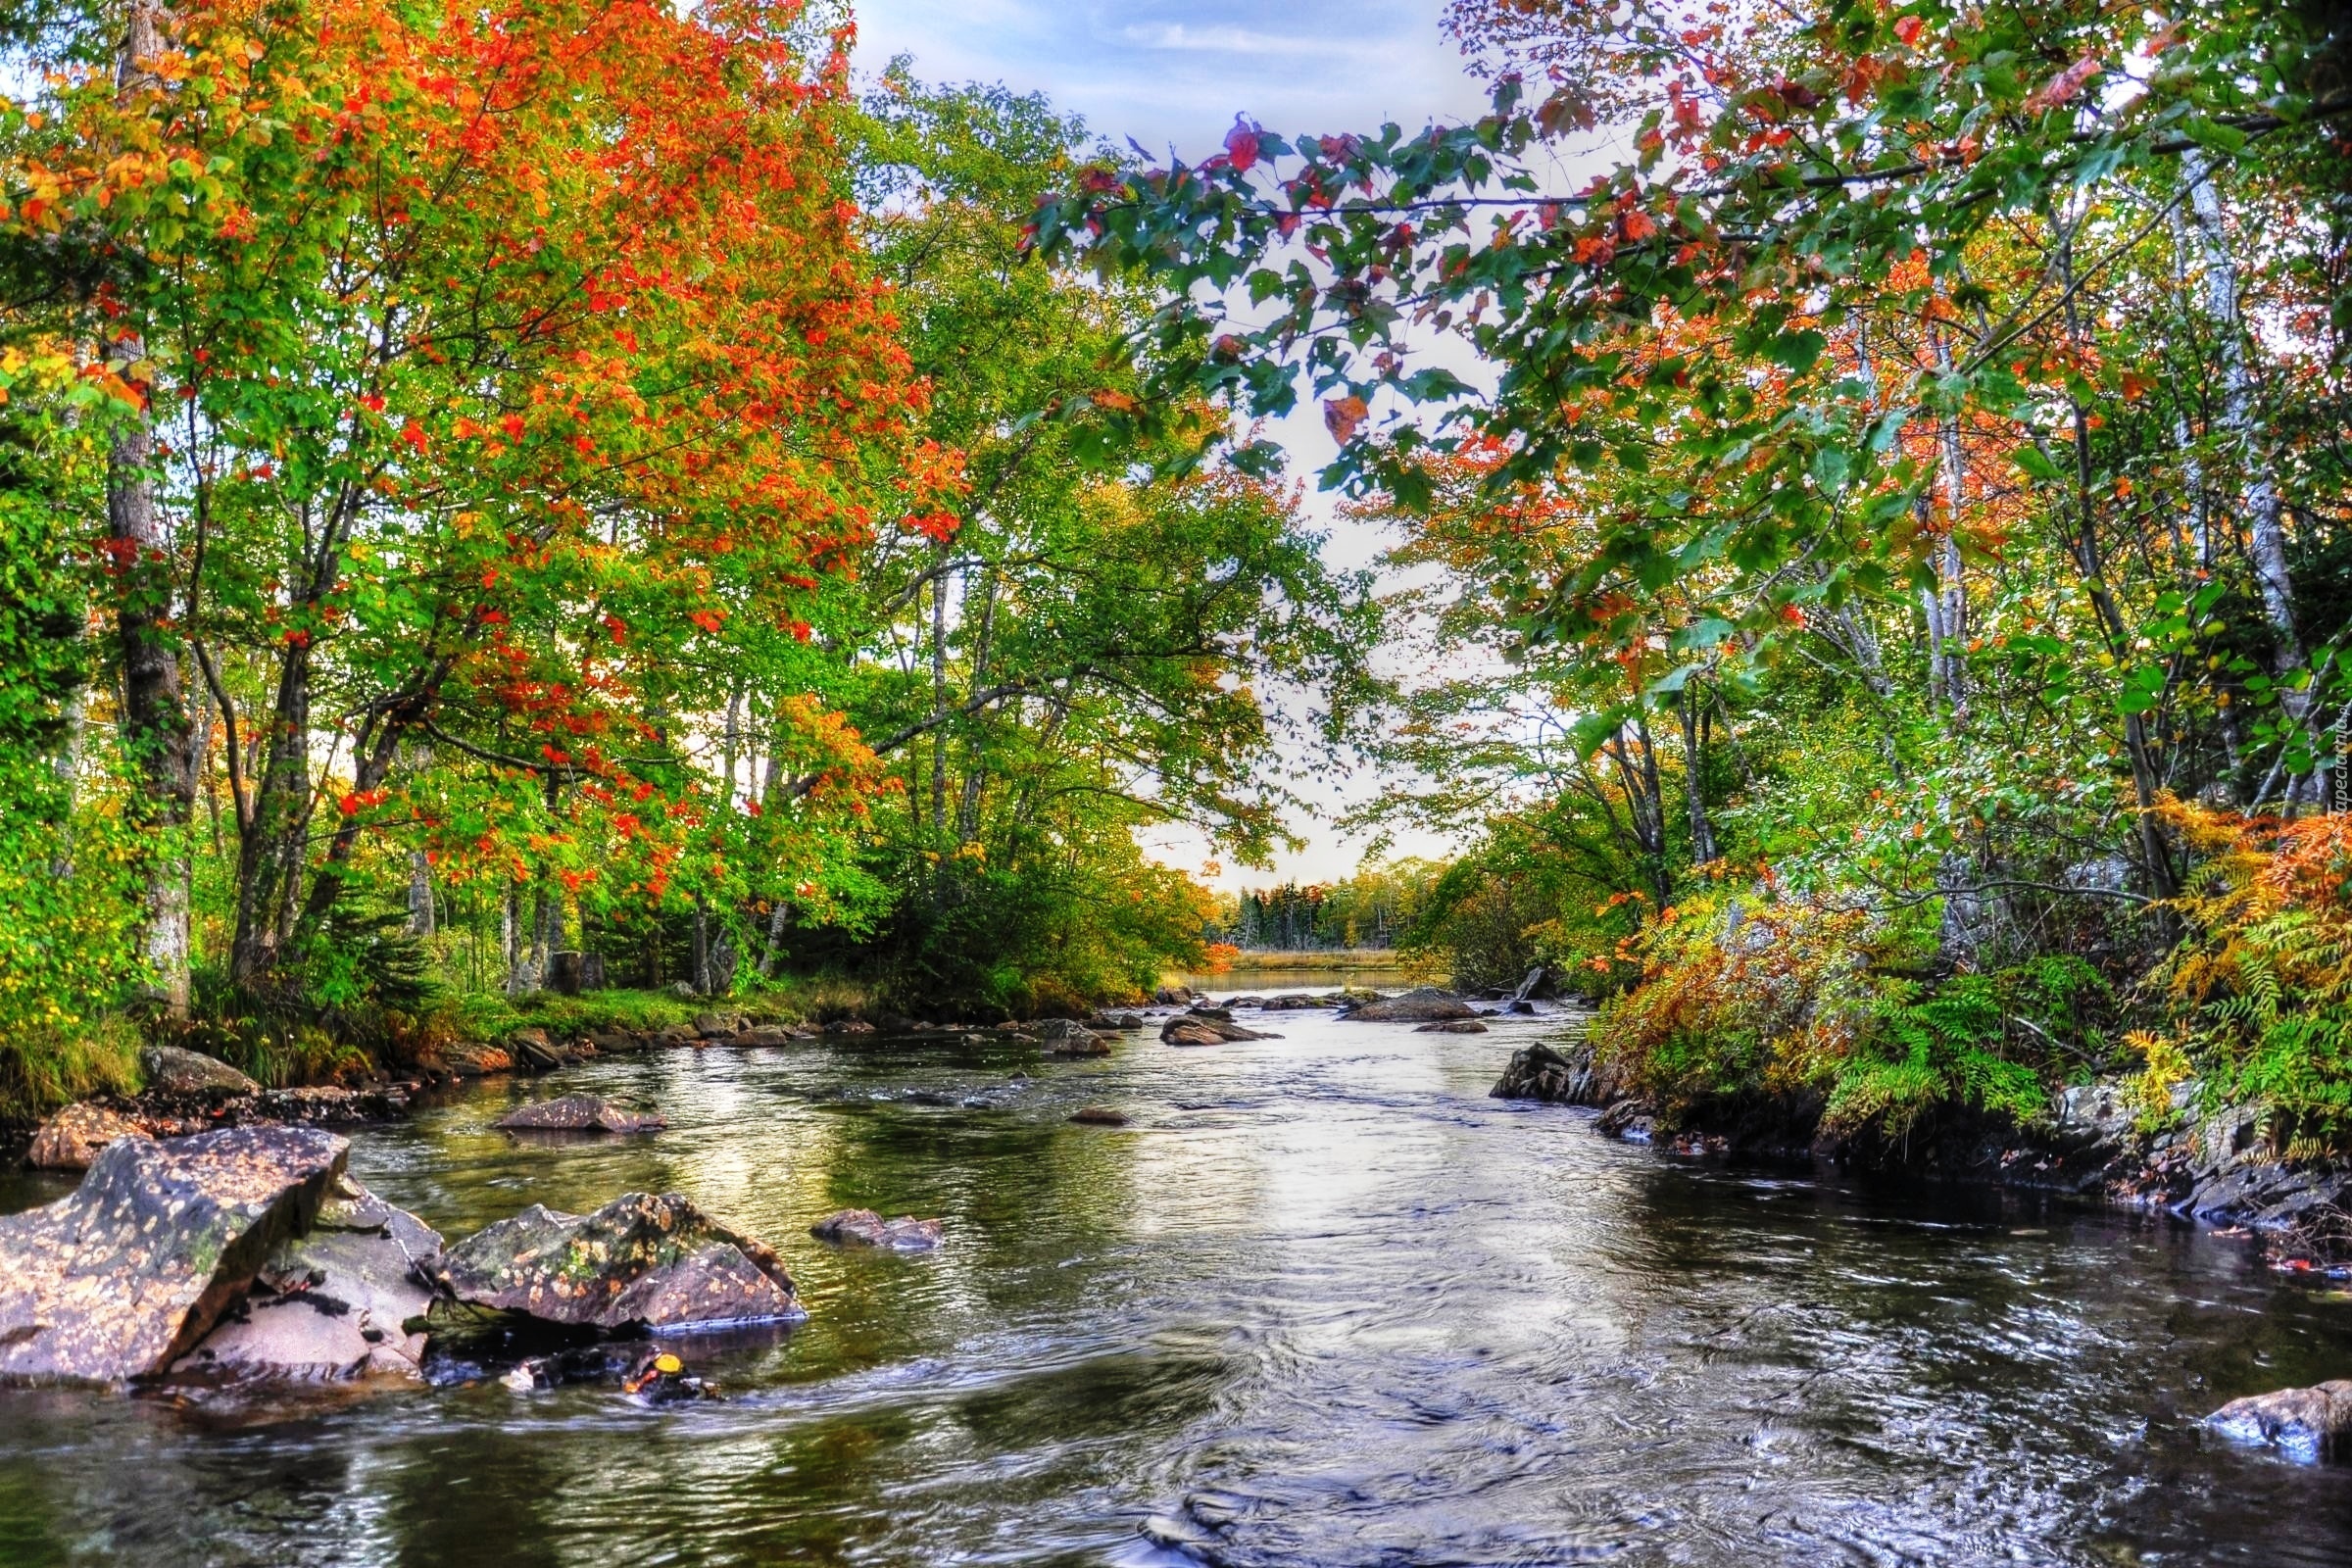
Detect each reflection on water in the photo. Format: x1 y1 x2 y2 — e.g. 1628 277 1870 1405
3 996 2352 1566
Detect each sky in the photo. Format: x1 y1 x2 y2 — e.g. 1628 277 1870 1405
852 0 1494 891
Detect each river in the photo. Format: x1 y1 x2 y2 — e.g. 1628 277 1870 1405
1 997 2349 1565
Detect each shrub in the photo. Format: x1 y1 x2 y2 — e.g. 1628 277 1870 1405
2140 801 2352 1156
1592 884 2108 1140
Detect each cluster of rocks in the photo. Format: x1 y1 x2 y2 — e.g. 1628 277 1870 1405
0 1119 953 1395
24 1049 418 1174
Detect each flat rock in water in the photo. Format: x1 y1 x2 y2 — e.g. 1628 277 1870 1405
438 1193 799 1331
0 1125 348 1384
494 1095 665 1133
26 1102 150 1171
808 1208 944 1250
1346 988 1476 1023
1417 1018 1490 1033
1160 1014 1274 1047
173 1176 442 1385
2210 1381 2352 1460
1068 1105 1130 1126
139 1045 261 1097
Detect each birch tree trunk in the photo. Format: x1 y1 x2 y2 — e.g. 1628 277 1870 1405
2182 150 2308 798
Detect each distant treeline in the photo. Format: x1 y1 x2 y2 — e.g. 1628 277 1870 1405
1212 861 1443 952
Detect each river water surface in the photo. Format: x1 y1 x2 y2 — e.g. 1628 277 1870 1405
3 999 2351 1566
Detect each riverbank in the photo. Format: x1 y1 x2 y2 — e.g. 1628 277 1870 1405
1494 1038 2352 1262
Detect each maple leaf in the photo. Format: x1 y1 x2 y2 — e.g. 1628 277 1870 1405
1224 115 1261 174
1322 394 1369 443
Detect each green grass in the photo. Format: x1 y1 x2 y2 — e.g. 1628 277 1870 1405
0 1014 142 1124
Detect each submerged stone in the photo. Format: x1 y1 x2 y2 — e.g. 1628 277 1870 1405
2210 1381 2352 1461
437 1193 799 1331
1417 1018 1490 1034
493 1095 666 1134
0 1125 348 1384
808 1208 944 1250
1068 1105 1130 1126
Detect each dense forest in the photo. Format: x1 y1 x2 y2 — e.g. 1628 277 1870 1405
5 0 2352 1164
1035 0 2352 1146
0 1 1379 1107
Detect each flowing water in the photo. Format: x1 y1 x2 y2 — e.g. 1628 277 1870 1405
2 1000 2351 1566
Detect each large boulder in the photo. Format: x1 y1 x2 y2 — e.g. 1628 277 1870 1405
493 1095 665 1133
1153 986 1195 1005
2210 1381 2352 1461
809 1208 943 1251
0 1125 348 1384
139 1045 260 1097
173 1175 441 1384
1492 1041 1619 1105
1038 1018 1111 1056
25 1102 150 1172
1160 1014 1274 1047
437 1193 800 1331
1345 988 1475 1023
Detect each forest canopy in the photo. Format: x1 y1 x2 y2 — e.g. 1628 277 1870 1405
6 0 2352 1160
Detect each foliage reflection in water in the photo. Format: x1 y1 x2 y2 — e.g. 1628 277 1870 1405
2 1004 2351 1566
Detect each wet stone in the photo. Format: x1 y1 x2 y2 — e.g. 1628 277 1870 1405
437 1193 799 1331
1039 1018 1111 1055
0 1125 348 1384
172 1176 442 1385
1344 989 1475 1023
809 1208 944 1251
2210 1381 2352 1461
493 1095 666 1134
25 1102 150 1172
1160 1014 1274 1047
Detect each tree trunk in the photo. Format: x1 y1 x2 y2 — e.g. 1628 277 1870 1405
930 561 950 842
1679 686 1717 865
227 643 312 987
107 0 197 1015
692 897 710 996
2183 151 2308 793
407 851 436 937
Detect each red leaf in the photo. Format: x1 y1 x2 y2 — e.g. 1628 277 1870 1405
1892 14 1924 45
1224 115 1261 173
